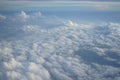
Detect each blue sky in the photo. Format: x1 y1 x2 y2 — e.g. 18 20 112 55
0 1 120 11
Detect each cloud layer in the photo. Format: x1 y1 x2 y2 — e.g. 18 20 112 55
0 11 120 80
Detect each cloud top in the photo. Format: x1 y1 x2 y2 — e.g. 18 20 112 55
0 14 6 20
0 11 120 80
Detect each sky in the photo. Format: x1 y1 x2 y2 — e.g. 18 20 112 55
0 0 120 11
1 0 120 1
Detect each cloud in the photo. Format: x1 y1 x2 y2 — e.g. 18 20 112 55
22 25 40 32
28 62 50 80
7 71 22 80
65 20 78 27
27 73 43 80
95 4 109 10
0 14 6 20
0 11 120 80
18 11 29 22
9 11 29 22
31 11 42 18
4 58 23 70
50 68 73 80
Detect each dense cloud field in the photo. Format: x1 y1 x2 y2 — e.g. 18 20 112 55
0 10 120 80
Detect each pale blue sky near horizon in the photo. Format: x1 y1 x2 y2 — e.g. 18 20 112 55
0 1 120 11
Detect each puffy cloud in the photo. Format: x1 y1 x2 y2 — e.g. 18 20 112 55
27 73 43 80
4 58 23 70
0 14 6 20
28 62 50 80
22 25 41 32
2 47 13 56
66 20 78 27
0 11 120 80
31 11 42 19
50 68 73 80
6 71 22 80
18 11 29 22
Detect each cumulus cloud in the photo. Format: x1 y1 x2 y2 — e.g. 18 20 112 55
65 20 78 27
0 11 120 80
31 11 42 19
4 58 23 70
7 71 22 80
17 11 29 22
28 62 50 80
0 14 6 20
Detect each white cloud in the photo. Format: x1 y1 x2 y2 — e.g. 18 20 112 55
28 62 50 80
4 58 23 70
22 25 41 32
65 20 78 27
2 47 13 56
27 73 43 80
17 11 29 22
50 68 73 80
0 14 6 20
31 11 42 19
7 71 22 80
0 11 120 80
95 4 109 10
